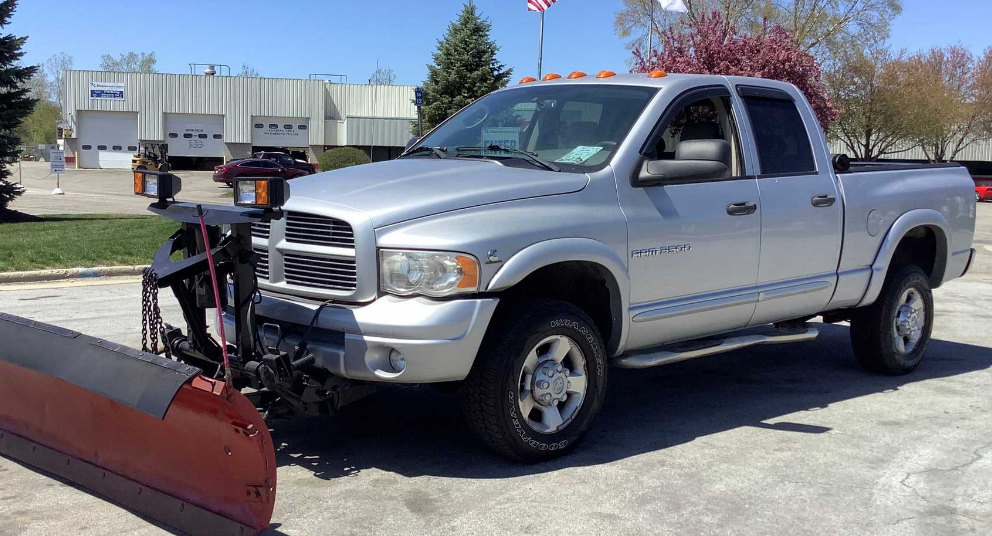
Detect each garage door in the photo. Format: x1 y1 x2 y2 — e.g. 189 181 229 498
78 111 138 169
252 116 309 147
165 114 224 157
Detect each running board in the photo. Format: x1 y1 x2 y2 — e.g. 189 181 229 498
613 327 819 369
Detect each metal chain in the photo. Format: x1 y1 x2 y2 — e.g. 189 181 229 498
140 269 168 357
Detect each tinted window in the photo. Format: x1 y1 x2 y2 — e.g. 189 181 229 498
197 133 208 139
127 145 137 151
212 134 223 139
268 124 278 129
97 145 107 150
81 145 92 150
168 133 178 138
112 145 122 150
254 123 263 129
741 97 815 175
283 124 293 130
183 133 193 139
298 124 308 130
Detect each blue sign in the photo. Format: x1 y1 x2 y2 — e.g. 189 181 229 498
414 87 424 106
89 82 126 101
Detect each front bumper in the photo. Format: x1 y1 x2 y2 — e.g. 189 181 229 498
223 293 499 383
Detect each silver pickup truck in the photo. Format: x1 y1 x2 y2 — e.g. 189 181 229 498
229 73 977 461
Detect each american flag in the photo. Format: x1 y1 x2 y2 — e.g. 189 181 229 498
527 0 557 12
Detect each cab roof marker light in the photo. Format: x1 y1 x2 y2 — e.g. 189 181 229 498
596 70 617 78
647 69 668 78
567 71 587 79
542 73 562 81
519 76 538 84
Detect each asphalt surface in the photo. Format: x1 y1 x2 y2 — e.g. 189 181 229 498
0 206 990 536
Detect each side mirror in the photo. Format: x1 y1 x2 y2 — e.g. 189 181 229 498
405 136 421 150
631 139 731 187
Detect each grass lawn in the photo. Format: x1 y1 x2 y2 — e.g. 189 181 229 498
0 214 179 272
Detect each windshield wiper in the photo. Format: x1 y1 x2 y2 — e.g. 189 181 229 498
455 145 560 172
399 145 447 159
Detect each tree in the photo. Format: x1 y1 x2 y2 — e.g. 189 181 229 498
0 0 35 213
897 46 992 162
45 52 72 106
615 0 900 61
633 10 838 129
369 67 396 85
825 44 913 160
419 2 512 131
99 51 157 73
319 147 371 171
238 63 259 77
18 100 60 146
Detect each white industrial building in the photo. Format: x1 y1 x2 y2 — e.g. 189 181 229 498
59 69 419 169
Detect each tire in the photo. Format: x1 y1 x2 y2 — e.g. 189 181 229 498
850 265 934 375
460 300 608 461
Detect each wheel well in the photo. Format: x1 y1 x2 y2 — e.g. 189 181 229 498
890 225 944 287
495 261 622 356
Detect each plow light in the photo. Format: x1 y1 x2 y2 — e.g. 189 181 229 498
133 171 182 201
234 178 288 209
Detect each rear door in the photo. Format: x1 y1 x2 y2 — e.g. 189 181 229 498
734 85 843 325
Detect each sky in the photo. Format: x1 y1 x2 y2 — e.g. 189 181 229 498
7 0 992 87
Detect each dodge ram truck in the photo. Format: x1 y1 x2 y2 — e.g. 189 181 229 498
228 72 977 461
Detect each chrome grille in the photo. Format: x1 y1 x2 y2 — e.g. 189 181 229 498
251 221 270 239
283 253 357 291
285 212 354 248
254 247 270 280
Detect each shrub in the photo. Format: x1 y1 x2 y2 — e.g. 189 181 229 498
319 147 371 171
0 179 24 213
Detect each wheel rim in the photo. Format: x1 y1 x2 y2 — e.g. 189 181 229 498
517 335 588 434
892 287 926 354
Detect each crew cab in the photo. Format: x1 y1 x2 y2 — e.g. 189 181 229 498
226 73 977 461
254 151 317 175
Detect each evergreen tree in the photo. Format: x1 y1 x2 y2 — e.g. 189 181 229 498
0 0 35 214
419 2 512 132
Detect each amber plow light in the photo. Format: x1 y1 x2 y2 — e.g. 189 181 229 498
233 178 288 209
647 69 668 78
542 73 562 81
519 76 537 84
596 70 617 78
567 71 587 79
133 171 182 201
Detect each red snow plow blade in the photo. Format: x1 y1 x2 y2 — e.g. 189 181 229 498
0 313 277 536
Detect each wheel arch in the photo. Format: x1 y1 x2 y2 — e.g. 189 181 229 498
858 209 950 308
486 238 630 356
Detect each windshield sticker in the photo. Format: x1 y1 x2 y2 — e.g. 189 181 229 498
555 146 604 164
481 127 520 155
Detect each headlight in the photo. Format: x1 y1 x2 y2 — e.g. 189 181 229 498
379 250 480 297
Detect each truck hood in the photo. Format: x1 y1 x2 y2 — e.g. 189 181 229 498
285 158 589 227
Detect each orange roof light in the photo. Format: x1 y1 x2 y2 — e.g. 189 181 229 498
596 70 617 78
647 69 668 78
567 71 587 79
542 73 562 81
518 76 537 84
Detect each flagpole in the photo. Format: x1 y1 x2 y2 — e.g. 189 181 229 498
647 0 654 54
537 11 545 79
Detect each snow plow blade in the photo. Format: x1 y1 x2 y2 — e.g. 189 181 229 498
0 312 277 536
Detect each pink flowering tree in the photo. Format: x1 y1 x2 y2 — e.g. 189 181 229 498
633 11 838 131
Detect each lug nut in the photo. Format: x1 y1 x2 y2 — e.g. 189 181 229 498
556 364 563 373
541 393 552 403
538 380 549 389
564 369 570 377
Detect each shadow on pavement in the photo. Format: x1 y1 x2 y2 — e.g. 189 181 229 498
268 322 992 481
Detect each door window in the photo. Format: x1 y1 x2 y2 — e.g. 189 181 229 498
741 97 815 175
651 96 745 178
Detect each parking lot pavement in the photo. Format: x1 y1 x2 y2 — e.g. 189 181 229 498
1 278 990 534
6 161 230 216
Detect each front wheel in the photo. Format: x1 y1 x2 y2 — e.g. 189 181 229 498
850 265 934 375
460 300 607 461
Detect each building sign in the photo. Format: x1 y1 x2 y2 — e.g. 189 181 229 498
49 150 65 173
251 117 308 146
89 82 125 100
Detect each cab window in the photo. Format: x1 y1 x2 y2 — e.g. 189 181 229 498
652 96 745 178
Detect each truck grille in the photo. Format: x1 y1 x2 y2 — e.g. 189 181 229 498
253 247 270 280
283 253 357 291
251 221 270 239
285 212 354 248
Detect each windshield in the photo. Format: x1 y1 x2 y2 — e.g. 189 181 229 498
413 84 658 172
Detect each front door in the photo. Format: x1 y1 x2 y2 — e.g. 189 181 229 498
619 85 761 350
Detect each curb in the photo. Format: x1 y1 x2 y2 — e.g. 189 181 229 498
0 265 149 284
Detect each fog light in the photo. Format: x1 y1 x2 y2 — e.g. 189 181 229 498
388 349 406 373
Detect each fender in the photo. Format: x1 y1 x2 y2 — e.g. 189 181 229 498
486 238 631 356
857 209 950 308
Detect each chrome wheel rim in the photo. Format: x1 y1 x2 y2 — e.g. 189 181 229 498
892 288 926 354
517 335 588 434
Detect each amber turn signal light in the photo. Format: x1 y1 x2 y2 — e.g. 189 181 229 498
567 71 587 79
542 73 562 81
518 76 537 84
647 69 668 78
596 70 617 78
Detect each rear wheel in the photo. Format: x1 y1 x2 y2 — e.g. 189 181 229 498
850 265 934 375
460 300 607 461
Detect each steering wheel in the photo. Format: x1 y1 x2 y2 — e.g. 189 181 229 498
462 106 491 129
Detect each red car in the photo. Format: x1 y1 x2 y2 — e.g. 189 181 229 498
212 158 308 185
976 185 992 202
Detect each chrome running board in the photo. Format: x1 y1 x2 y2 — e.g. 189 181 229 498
613 327 819 369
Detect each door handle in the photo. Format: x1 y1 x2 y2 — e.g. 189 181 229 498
811 194 836 207
726 201 757 216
